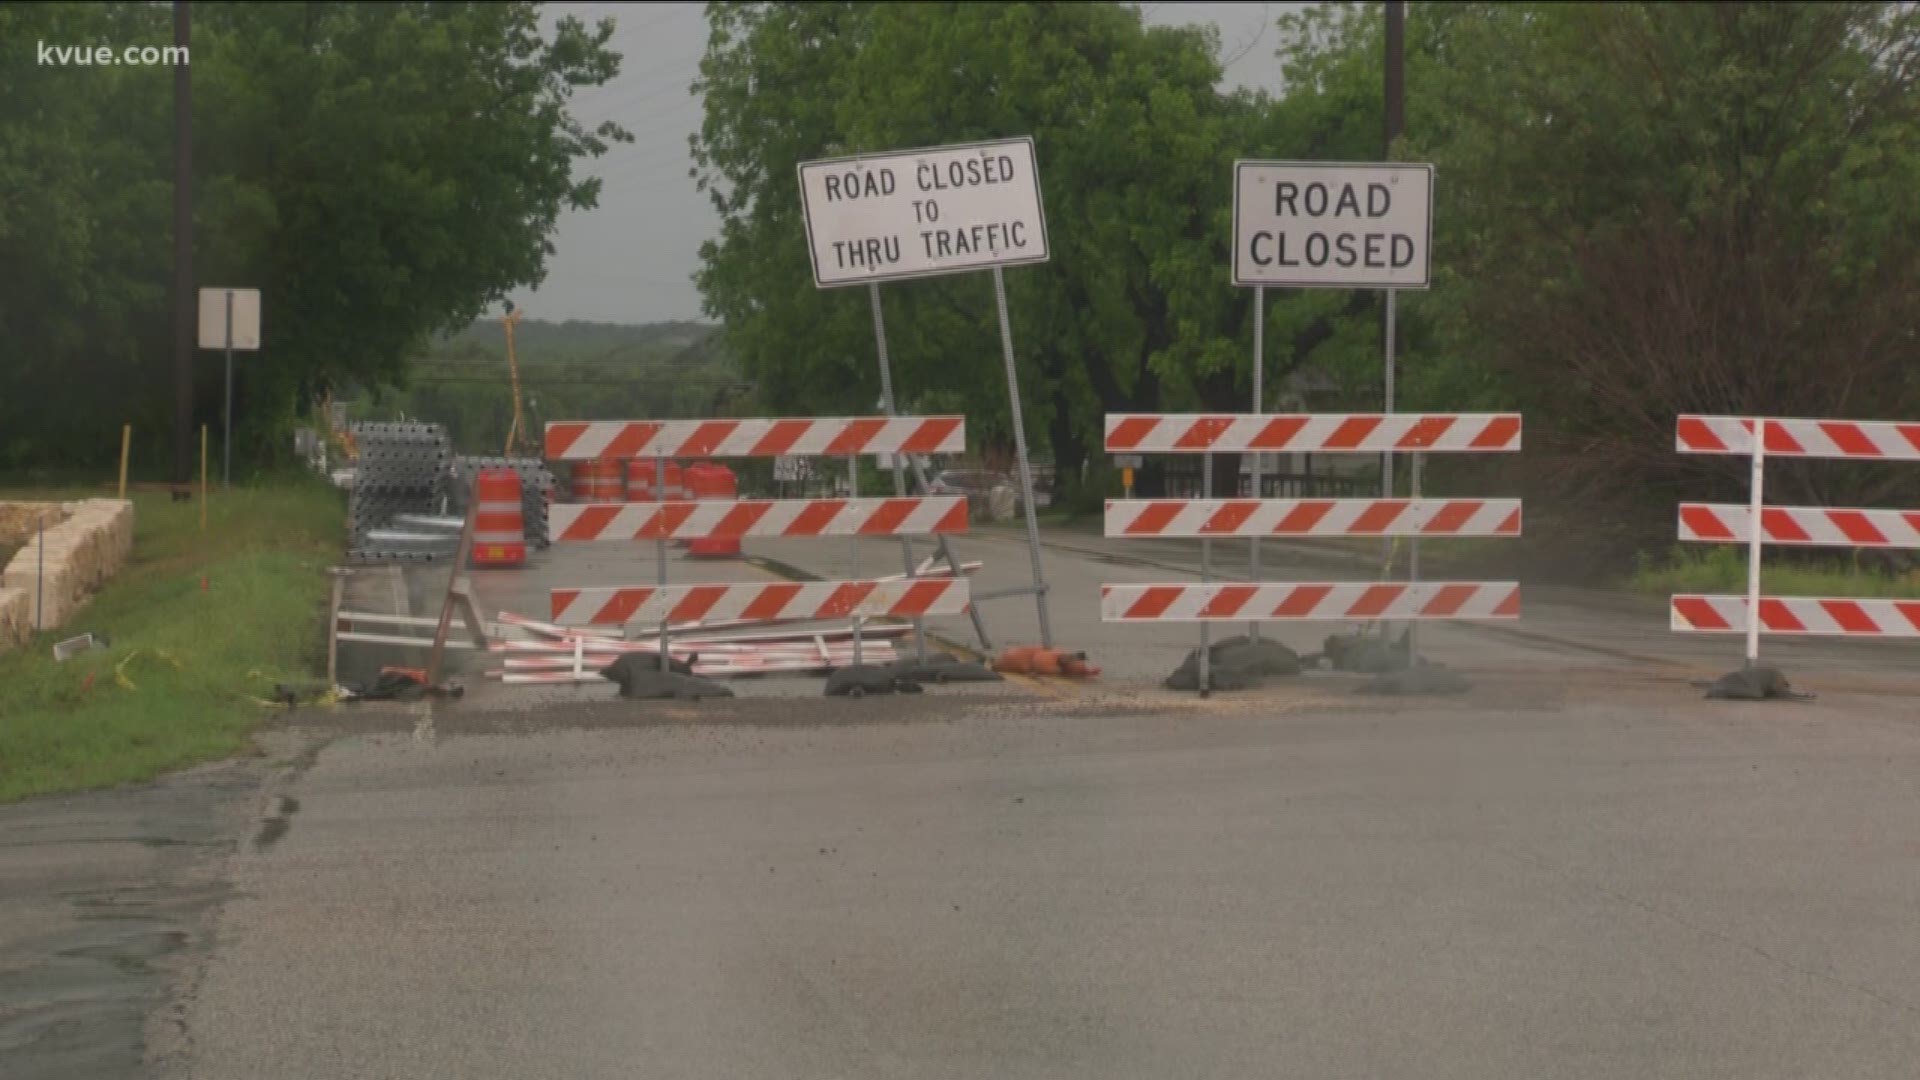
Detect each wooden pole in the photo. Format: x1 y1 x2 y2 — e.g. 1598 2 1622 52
170 1 194 492
200 424 208 532
118 425 132 500
426 496 481 687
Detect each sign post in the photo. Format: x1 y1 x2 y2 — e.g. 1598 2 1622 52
198 287 261 490
869 285 928 660
1249 287 1265 642
799 137 1054 647
1231 160 1433 661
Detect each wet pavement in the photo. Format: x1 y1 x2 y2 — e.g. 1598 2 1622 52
6 525 1920 1078
155 676 1920 1078
0 741 304 1080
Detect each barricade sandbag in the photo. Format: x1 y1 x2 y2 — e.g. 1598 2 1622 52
825 664 925 697
1163 635 1302 691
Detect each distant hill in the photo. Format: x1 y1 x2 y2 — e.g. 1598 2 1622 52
435 318 717 359
372 318 745 454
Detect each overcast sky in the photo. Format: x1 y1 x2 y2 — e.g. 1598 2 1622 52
508 2 1298 325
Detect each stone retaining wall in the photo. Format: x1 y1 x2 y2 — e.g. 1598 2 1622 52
0 499 136 651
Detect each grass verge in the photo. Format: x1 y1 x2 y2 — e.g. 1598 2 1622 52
0 477 343 803
1625 545 1920 599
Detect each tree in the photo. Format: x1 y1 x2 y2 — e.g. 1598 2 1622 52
0 3 176 467
1272 2 1920 567
692 2 1267 500
0 2 628 474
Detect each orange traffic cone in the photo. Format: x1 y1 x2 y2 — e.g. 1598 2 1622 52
1062 656 1102 678
993 646 1038 674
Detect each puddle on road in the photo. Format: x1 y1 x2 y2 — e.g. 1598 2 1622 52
0 757 279 1080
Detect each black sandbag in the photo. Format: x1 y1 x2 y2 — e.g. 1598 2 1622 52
599 654 732 699
884 654 1003 684
1163 634 1301 690
1701 666 1811 701
345 669 428 701
1321 628 1412 673
825 664 926 697
599 652 696 688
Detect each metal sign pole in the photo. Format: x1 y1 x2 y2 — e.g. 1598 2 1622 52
656 453 671 674
1381 287 1397 646
35 513 45 632
1408 449 1422 663
1746 419 1766 669
848 451 862 665
223 290 233 490
1199 452 1213 697
991 266 1053 647
1249 285 1265 643
868 283 928 661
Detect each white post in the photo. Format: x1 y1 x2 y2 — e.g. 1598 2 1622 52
1746 418 1766 668
656 453 671 673
1381 288 1397 645
868 282 927 661
1199 452 1213 696
223 290 234 490
35 512 45 632
1407 449 1422 664
992 266 1054 647
1249 285 1264 643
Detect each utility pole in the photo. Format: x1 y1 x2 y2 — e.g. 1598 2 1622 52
171 1 194 493
1380 0 1404 501
1380 0 1406 648
1385 1 1405 154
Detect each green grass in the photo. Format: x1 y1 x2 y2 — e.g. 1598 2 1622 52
0 477 344 803
1626 545 1920 599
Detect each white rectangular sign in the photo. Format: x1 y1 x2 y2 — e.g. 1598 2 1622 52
1232 161 1432 289
798 137 1049 288
197 287 262 350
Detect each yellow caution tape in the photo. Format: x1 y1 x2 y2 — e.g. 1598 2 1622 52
112 649 184 692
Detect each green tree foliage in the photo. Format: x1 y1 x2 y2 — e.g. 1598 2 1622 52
0 2 627 474
1274 2 1920 567
692 2 1271 499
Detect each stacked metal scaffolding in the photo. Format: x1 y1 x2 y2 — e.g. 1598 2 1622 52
347 422 455 563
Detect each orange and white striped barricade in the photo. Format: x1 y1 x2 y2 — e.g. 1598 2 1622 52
545 417 965 462
1673 415 1920 675
550 579 970 628
1103 412 1523 693
545 416 972 672
547 496 967 542
471 468 526 568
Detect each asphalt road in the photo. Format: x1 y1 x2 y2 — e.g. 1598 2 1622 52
7 526 1920 1079
161 676 1920 1080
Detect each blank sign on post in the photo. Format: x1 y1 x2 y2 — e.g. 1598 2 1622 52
197 287 262 350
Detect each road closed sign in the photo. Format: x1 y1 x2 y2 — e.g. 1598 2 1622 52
797 137 1050 288
1232 161 1433 289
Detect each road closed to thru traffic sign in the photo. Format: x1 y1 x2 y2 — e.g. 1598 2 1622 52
1233 161 1432 289
798 137 1050 287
